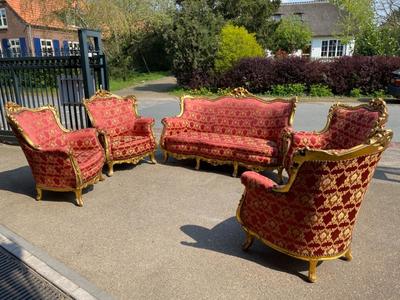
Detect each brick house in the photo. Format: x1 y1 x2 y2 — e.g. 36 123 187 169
0 0 79 57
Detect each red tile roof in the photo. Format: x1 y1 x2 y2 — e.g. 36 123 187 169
6 0 75 29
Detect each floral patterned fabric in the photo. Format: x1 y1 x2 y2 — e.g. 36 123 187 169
284 106 384 171
239 152 382 258
161 97 295 167
7 108 105 189
85 95 156 163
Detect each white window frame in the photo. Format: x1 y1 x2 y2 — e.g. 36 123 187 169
68 41 79 55
0 8 7 29
40 39 53 56
272 14 282 22
321 39 345 58
9 38 21 57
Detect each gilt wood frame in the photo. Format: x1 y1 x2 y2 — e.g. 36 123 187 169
160 88 297 177
83 90 157 176
5 102 104 206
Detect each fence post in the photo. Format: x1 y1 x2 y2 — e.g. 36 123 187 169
78 29 95 99
11 69 21 104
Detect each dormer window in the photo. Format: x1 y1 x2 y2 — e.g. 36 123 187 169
0 8 7 29
294 12 304 21
272 14 282 22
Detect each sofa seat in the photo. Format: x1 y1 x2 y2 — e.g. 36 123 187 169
75 147 106 182
110 135 155 161
164 132 279 165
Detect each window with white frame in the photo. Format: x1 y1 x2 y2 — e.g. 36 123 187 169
0 8 7 28
68 41 79 55
321 39 345 58
40 39 53 56
272 14 282 21
9 39 21 57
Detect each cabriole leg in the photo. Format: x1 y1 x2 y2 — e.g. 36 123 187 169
277 167 284 184
163 151 168 162
75 189 83 207
344 247 353 261
308 260 318 283
195 157 201 170
107 162 114 177
36 187 42 201
232 162 239 177
99 173 105 182
150 152 157 164
242 232 254 251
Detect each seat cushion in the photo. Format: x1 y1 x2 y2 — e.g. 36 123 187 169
164 132 279 165
110 135 155 161
75 147 105 182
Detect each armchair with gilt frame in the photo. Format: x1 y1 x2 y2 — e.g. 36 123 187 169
6 102 105 207
237 129 392 282
282 99 388 177
83 90 157 176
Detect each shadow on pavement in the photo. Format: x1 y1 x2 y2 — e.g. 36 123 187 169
374 166 400 183
134 83 177 93
180 217 316 282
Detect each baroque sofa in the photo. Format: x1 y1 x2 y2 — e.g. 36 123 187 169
6 102 105 206
84 90 157 176
283 99 388 176
160 89 297 177
237 129 393 282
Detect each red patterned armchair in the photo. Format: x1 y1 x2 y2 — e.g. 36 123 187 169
283 99 388 176
160 89 297 177
237 129 392 282
6 103 105 207
83 90 157 176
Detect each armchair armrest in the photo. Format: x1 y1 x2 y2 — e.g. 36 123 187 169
241 171 279 191
162 117 188 130
66 128 103 151
133 117 155 135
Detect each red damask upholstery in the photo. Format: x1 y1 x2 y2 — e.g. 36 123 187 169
237 129 392 282
6 103 105 207
84 90 156 176
161 93 297 176
283 99 388 173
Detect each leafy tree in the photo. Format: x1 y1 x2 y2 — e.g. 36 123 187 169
355 24 399 56
165 0 224 86
270 17 312 54
215 24 264 73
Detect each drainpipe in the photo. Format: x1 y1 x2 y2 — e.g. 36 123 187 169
27 25 34 55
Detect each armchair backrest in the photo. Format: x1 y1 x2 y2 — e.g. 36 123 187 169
179 93 297 140
280 129 392 256
6 102 67 149
84 90 138 137
323 99 387 149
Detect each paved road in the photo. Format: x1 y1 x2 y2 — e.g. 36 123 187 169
116 76 400 142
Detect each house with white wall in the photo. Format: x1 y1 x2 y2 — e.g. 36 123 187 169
274 0 354 59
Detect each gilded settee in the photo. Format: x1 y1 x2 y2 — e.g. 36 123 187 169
6 102 105 206
237 129 392 282
160 90 297 177
84 90 157 176
283 99 388 175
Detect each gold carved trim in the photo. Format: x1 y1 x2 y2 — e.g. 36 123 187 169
106 150 157 176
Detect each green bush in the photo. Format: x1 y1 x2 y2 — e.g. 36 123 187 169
350 88 362 98
214 24 264 73
271 84 306 96
309 84 333 97
371 89 386 98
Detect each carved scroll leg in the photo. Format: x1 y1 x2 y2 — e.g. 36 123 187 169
163 151 168 163
75 189 83 207
232 162 239 177
99 173 105 182
343 247 353 261
195 157 201 170
242 232 254 251
308 260 318 283
36 187 42 201
150 152 157 164
107 162 114 177
277 167 284 184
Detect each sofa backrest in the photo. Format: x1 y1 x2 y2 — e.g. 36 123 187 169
84 93 137 137
325 99 387 149
6 105 66 149
180 96 296 140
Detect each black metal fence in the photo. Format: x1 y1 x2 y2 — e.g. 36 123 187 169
0 29 108 143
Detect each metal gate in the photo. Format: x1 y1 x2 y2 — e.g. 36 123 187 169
0 29 108 143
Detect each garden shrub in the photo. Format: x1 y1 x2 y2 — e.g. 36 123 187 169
309 84 333 97
350 88 362 98
271 84 306 96
214 24 264 73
